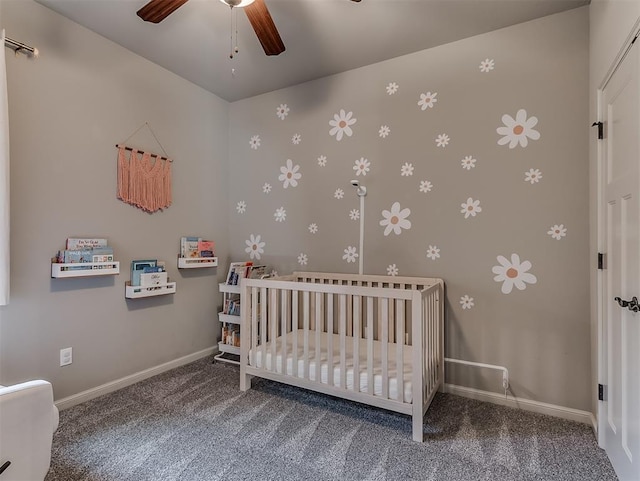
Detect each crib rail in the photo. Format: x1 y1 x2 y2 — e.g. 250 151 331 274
239 272 443 441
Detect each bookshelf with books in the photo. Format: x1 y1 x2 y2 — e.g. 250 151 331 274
214 262 270 365
125 259 176 298
177 237 218 269
51 237 120 278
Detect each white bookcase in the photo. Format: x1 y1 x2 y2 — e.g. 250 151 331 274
214 283 241 365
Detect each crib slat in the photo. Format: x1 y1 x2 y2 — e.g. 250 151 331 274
260 287 267 371
367 296 374 395
270 288 277 372
396 299 404 403
303 291 310 380
315 292 322 383
353 295 360 393
327 293 334 387
292 291 299 377
339 294 347 389
381 297 389 399
281 289 288 375
251 286 258 367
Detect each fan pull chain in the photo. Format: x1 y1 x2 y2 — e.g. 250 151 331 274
229 7 240 59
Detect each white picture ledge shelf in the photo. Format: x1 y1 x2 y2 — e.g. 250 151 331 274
177 256 218 269
52 261 120 278
125 281 176 298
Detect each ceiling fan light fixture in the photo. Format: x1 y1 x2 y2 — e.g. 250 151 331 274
219 0 255 7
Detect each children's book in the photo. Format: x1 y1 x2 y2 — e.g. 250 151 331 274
180 237 200 258
197 240 214 257
66 238 108 250
130 259 157 286
225 261 253 285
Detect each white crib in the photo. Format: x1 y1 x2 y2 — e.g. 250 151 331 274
239 272 444 442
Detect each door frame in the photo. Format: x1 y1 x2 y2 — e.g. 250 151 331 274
596 17 640 448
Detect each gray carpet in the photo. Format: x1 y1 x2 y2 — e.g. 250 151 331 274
45 358 617 481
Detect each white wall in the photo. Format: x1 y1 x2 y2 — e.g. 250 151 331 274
0 0 230 400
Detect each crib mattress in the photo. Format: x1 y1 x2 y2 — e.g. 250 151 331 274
249 329 413 403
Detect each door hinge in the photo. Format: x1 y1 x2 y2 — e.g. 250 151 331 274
598 252 604 270
598 383 606 401
592 121 604 140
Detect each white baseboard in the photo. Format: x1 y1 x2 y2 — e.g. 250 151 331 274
444 383 594 426
55 346 217 411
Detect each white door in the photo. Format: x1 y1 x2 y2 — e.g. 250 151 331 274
600 34 640 481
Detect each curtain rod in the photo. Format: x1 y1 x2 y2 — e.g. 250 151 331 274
4 36 38 58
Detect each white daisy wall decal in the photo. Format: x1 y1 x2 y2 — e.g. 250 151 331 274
387 264 399 276
262 183 272 194
524 168 542 184
334 189 345 199
276 103 290 120
418 92 438 110
353 158 371 176
379 125 390 138
308 223 318 234
292 133 302 145
342 246 359 263
349 209 360 220
435 133 450 147
329 109 357 141
461 197 482 218
426 245 440 260
460 295 475 309
249 135 261 150
278 159 302 188
380 202 411 236
419 180 433 193
461 156 477 170
479 58 495 72
497 109 540 148
386 82 399 95
548 224 567 240
274 207 287 222
297 253 308 265
401 162 414 177
492 253 537 294
245 234 265 260
317 155 327 167
236 201 246 214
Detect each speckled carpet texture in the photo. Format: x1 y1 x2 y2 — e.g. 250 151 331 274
46 358 616 481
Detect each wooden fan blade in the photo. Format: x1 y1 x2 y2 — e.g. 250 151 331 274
137 0 189 23
244 0 285 56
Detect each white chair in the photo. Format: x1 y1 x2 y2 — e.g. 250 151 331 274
0 380 59 481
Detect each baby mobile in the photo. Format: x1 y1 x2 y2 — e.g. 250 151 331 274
116 122 172 213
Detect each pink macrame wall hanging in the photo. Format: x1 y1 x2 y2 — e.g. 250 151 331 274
115 122 172 213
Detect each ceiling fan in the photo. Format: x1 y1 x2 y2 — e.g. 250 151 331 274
137 0 361 57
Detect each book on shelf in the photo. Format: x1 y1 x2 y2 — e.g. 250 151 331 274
197 240 215 258
66 238 108 250
221 324 241 347
58 247 113 264
223 293 241 316
225 261 253 285
180 237 215 259
180 237 200 258
130 259 158 286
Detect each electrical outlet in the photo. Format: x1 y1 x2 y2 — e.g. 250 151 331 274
60 347 72 367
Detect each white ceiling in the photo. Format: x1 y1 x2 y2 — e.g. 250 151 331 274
35 0 588 102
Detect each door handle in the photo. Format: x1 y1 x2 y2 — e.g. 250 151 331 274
614 296 640 312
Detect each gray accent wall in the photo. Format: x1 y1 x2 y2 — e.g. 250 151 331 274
0 1 229 399
229 8 590 410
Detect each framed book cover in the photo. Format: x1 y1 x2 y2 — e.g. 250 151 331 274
130 259 157 286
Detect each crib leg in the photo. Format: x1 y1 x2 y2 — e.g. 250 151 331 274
240 369 252 391
412 402 424 442
412 415 424 442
